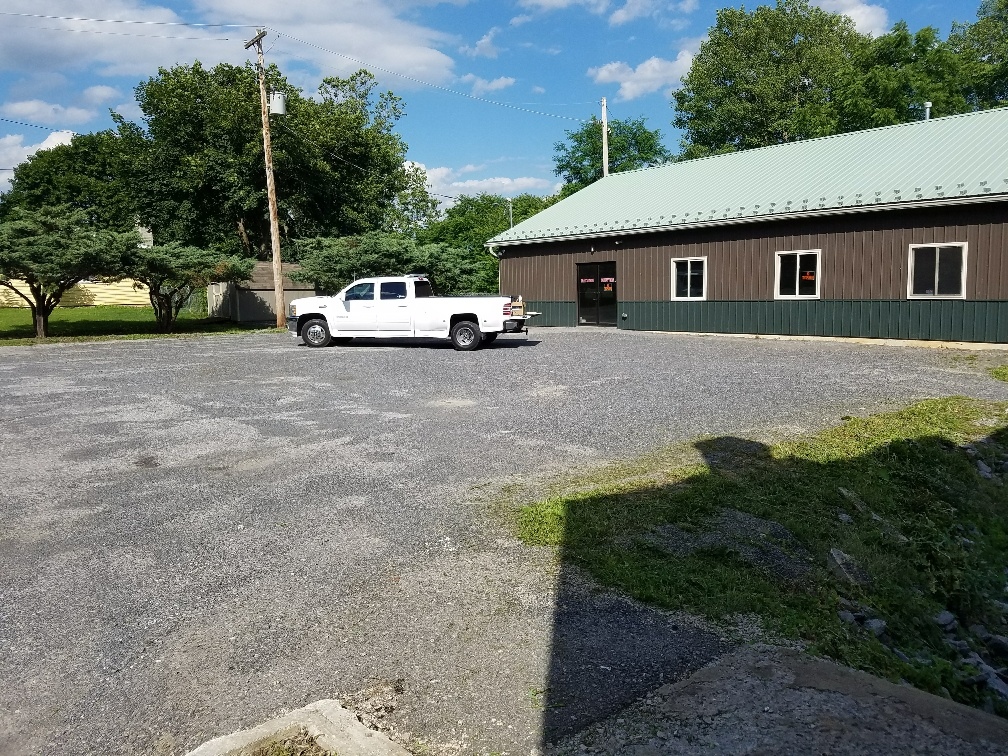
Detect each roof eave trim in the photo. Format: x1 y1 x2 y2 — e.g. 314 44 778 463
484 193 1008 248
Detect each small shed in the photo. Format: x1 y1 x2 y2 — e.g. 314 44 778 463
208 262 316 323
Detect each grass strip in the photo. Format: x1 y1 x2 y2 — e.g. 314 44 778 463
515 397 1008 714
0 305 266 345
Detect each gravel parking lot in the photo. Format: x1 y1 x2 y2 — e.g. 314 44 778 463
2 328 1007 755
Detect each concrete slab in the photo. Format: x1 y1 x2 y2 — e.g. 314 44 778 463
185 700 410 756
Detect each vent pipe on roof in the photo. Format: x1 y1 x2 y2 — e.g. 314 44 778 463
601 97 609 178
924 101 932 121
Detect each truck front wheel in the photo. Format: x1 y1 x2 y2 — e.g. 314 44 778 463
302 318 332 348
450 320 482 351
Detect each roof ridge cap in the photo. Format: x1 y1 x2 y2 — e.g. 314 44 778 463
658 106 1008 169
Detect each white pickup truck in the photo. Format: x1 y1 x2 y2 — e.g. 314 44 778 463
287 275 531 350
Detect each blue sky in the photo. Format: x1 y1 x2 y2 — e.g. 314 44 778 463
0 1 981 205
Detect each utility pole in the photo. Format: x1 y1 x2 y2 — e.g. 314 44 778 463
507 197 513 228
601 97 610 178
245 28 285 329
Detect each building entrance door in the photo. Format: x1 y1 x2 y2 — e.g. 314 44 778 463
577 262 617 326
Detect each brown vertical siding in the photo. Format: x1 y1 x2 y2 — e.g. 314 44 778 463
499 201 1008 302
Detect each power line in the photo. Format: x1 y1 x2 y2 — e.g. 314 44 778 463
5 24 234 41
0 11 256 28
0 116 74 132
270 29 586 123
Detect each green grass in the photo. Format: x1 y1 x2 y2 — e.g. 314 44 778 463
514 397 1008 713
989 365 1008 383
0 305 264 344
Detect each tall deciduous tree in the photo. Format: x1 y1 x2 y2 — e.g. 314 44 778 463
553 116 672 191
0 131 137 231
950 0 1008 108
419 192 558 291
125 63 416 257
122 244 254 332
0 206 138 338
672 0 867 158
383 163 441 236
841 22 974 129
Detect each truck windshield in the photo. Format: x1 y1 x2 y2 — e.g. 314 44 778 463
414 280 435 298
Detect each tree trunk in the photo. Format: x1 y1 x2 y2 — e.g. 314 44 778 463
34 310 45 338
154 294 176 332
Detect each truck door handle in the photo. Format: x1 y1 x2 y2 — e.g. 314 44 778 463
396 305 408 308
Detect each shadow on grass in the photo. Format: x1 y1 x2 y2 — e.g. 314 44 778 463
517 398 1008 746
0 306 264 343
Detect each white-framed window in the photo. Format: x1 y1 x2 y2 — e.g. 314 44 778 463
671 257 707 300
775 249 821 299
908 243 967 299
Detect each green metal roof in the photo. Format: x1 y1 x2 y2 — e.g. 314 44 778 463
488 107 1008 247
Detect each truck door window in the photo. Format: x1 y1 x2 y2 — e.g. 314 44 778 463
413 280 435 298
344 282 374 301
380 282 408 300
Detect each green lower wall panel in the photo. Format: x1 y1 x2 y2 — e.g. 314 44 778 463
616 300 1008 343
526 301 577 327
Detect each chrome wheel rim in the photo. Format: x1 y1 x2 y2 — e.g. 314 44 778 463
306 324 325 344
457 327 475 346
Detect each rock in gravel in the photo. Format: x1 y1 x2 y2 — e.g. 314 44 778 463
827 548 871 586
966 653 1008 700
978 460 994 479
987 635 1008 659
935 610 958 632
971 625 993 642
864 619 887 638
947 639 971 656
838 487 867 512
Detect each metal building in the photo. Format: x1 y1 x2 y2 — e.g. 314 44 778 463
487 107 1008 343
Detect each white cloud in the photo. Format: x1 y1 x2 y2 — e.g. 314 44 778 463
460 73 516 97
416 161 553 204
0 130 74 192
676 0 699 12
518 0 609 12
588 51 693 100
510 14 533 26
610 0 656 25
461 28 501 58
0 0 457 87
0 100 95 125
112 101 145 122
451 175 555 193
82 86 122 106
814 0 889 36
532 85 547 94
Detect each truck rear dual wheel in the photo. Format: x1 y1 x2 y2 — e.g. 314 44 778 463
450 320 482 351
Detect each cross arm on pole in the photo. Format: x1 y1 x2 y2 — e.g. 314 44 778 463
244 29 266 50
